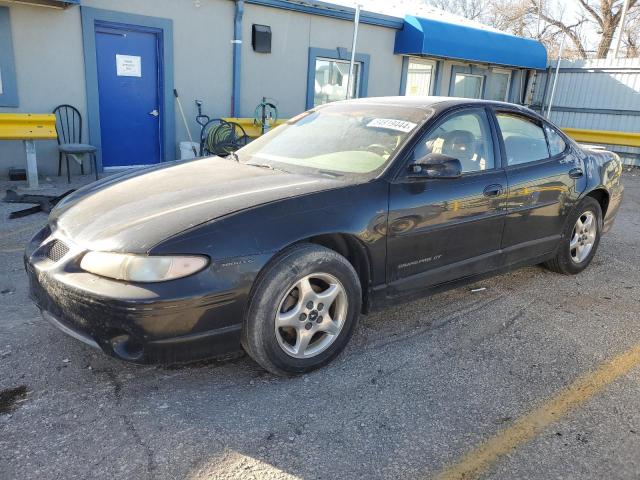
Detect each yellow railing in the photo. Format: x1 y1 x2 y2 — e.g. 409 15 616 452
222 117 287 138
562 128 640 148
0 113 57 140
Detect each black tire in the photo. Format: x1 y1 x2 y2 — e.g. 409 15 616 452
242 244 362 376
544 196 602 275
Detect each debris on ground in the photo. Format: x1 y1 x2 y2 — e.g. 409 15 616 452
3 189 75 218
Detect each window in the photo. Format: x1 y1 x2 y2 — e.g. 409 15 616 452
405 59 434 96
313 58 361 107
485 69 511 101
496 113 550 166
0 6 18 107
545 124 567 156
453 73 483 99
413 109 494 173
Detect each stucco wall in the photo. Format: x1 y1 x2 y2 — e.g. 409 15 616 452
0 2 85 176
0 0 401 177
240 4 402 118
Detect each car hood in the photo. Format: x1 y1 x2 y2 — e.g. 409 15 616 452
50 157 345 252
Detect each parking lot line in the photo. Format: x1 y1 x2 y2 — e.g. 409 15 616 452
437 343 640 480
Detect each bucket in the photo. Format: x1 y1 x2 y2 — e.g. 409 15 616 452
179 141 199 160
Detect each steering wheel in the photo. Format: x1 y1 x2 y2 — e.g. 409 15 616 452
367 144 392 157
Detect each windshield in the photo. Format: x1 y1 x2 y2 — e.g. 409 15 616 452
235 102 432 179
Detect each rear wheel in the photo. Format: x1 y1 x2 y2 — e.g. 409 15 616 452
544 197 602 275
242 244 361 376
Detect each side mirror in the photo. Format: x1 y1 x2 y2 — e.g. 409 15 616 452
408 153 462 179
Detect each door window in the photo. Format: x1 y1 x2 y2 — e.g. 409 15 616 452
496 113 550 166
453 73 483 99
413 109 495 173
314 58 361 107
544 124 567 156
405 59 434 96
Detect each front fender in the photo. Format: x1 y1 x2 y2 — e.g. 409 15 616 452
151 180 390 286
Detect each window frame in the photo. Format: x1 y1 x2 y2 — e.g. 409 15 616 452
543 122 570 158
394 105 501 180
452 73 485 99
306 47 370 110
488 68 512 102
403 57 437 96
492 108 557 169
312 56 362 107
0 6 19 107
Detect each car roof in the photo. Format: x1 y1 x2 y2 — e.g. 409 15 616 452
336 95 535 113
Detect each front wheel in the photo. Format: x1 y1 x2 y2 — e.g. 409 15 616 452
242 244 361 376
544 196 602 275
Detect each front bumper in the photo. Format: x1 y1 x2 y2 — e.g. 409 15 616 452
25 226 251 364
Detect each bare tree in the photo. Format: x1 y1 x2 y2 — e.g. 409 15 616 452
535 0 638 58
622 4 639 56
426 0 488 20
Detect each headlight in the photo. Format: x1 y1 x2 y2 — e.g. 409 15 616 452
80 251 209 282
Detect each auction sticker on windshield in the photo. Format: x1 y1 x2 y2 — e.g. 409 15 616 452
367 118 417 133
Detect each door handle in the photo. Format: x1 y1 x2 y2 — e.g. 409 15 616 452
569 167 584 179
149 109 159 117
483 184 504 197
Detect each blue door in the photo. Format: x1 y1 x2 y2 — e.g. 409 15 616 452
95 24 162 167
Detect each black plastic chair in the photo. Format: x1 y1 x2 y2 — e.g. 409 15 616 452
53 104 98 182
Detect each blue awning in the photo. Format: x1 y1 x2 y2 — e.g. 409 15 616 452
395 15 547 70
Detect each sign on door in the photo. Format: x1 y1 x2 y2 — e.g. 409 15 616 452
115 54 142 77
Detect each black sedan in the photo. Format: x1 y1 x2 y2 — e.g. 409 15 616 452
25 97 624 375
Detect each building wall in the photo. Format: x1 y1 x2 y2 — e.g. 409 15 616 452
0 0 403 177
241 4 403 118
0 0 538 178
0 3 85 176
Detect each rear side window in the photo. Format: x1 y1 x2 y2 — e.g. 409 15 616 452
496 113 550 166
545 124 567 156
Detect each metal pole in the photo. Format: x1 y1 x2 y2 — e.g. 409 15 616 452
546 33 565 119
231 0 244 117
613 0 629 58
536 0 542 38
346 4 361 100
24 140 39 189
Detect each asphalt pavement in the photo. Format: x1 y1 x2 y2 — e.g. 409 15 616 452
1 171 640 480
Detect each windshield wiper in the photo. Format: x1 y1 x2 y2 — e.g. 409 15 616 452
246 162 274 170
317 170 343 178
246 162 290 173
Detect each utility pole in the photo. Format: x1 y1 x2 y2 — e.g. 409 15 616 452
613 0 630 58
546 33 565 119
536 0 543 39
346 4 361 100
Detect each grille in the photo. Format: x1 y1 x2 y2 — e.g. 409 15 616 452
45 239 69 263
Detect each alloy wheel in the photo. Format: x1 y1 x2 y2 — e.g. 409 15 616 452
570 211 597 263
274 273 348 359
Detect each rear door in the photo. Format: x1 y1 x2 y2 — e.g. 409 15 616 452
386 107 507 295
493 109 586 264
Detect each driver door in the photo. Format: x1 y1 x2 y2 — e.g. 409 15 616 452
386 107 507 296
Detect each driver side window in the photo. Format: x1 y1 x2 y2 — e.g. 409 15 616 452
413 109 495 173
